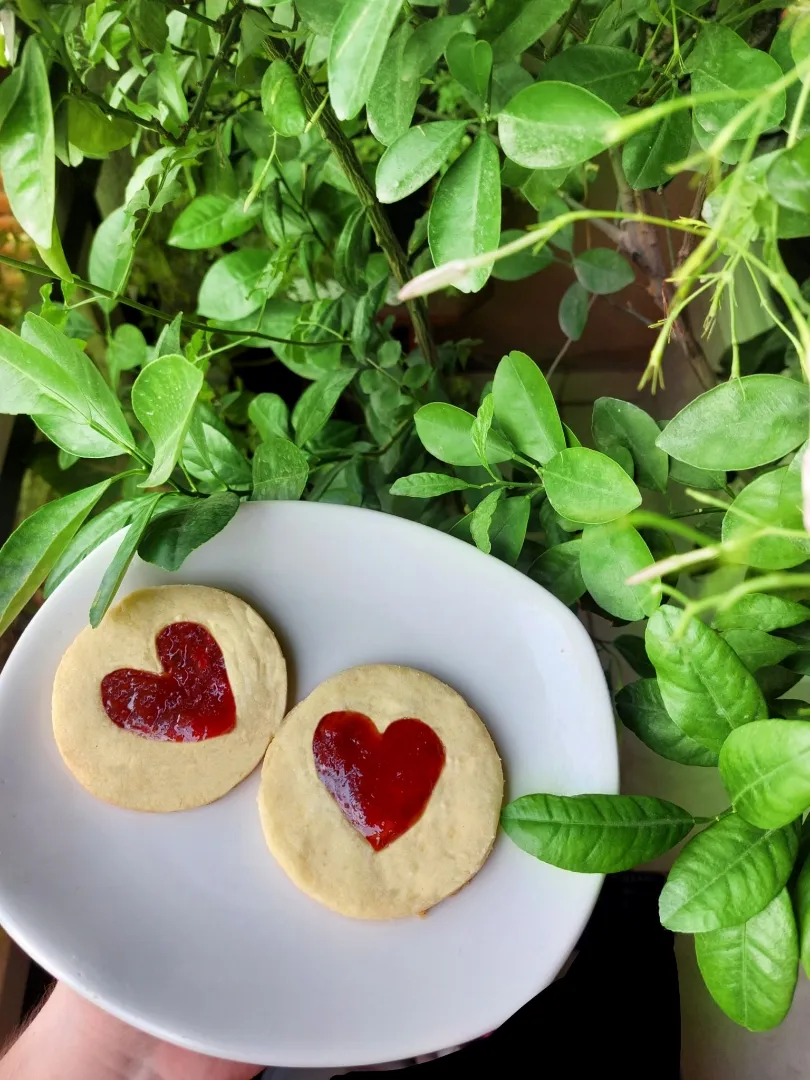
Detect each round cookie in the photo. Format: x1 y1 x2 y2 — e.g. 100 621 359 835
53 585 287 812
258 664 503 919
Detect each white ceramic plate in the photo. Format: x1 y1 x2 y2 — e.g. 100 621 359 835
0 502 617 1068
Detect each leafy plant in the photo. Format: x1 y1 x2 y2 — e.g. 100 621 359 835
2 0 810 1034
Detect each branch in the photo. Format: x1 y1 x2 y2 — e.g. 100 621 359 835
0 252 338 347
545 0 584 59
263 38 438 368
184 2 244 134
165 1 221 29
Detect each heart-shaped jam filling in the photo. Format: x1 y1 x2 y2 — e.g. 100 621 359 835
312 711 445 851
100 621 236 742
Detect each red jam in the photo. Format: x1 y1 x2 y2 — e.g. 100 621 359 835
100 621 236 742
312 711 446 851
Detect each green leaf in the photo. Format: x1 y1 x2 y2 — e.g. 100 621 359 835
183 415 252 491
402 14 468 80
0 38 54 248
261 59 307 137
796 852 810 977
153 46 188 123
492 349 564 465
558 281 589 340
328 0 405 121
45 496 147 596
539 45 648 108
722 468 810 571
722 630 799 673
489 494 530 564
502 793 695 873
138 491 241 572
592 397 668 492
491 229 552 281
88 207 135 311
168 194 260 250
367 22 420 147
695 889 798 1032
66 98 134 156
616 679 718 767
107 323 147 388
470 489 503 554
481 0 569 63
669 457 726 491
612 634 656 679
528 539 585 606
89 493 163 628
376 122 467 204
295 0 342 35
249 393 290 442
0 479 114 635
657 376 809 471
499 82 618 169
772 20 810 141
414 402 513 466
659 815 798 933
690 24 785 138
129 0 168 51
428 134 501 293
131 355 203 487
720 721 810 830
543 447 642 525
580 521 660 621
622 92 693 190
471 393 496 473
390 472 478 499
767 139 810 214
574 248 634 295
252 437 309 501
292 368 356 446
713 594 810 633
446 33 492 100
153 314 183 360
646 605 768 754
521 165 569 210
198 249 273 322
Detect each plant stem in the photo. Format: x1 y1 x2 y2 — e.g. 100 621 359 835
165 1 221 29
184 2 244 134
263 38 439 368
0 252 335 347
546 0 583 59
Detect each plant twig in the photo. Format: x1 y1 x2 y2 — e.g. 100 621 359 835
263 37 439 368
546 0 584 59
184 3 244 134
165 1 221 29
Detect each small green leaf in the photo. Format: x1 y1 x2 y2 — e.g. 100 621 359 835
616 679 718 767
528 539 585 606
153 46 188 123
574 248 634 295
89 493 163 628
402 14 468 80
376 122 467 205
138 491 241 572
492 349 564 465
646 605 768 754
796 851 810 977
558 281 589 340
295 0 342 35
107 324 147 388
329 0 404 121
481 0 569 63
183 415 252 491
168 194 260 250
428 134 501 293
390 472 478 498
695 889 798 1032
722 629 799 673
580 521 660 621
622 92 692 190
489 494 530 564
659 815 798 933
198 249 273 322
131 355 203 487
499 82 618 169
249 393 290 442
713 594 810 633
471 393 496 473
543 447 642 525
539 45 648 108
767 139 810 214
446 32 492 99
88 207 135 311
0 479 114 635
592 397 668 492
613 635 656 679
367 22 420 146
657 375 809 471
66 98 134 156
470 489 503 554
669 457 726 491
261 59 307 137
502 793 695 873
45 497 147 596
414 402 513 467
292 368 356 446
491 229 552 281
722 468 810 570
252 437 309 501
721 721 810 830
154 313 183 360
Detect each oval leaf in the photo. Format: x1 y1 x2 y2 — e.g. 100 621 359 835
261 59 307 137
168 194 260 250
252 437 309 501
528 540 585 606
580 521 660 621
659 814 798 933
131 355 204 487
539 44 649 108
198 249 273 322
492 349 564 465
367 22 420 146
389 473 478 498
498 82 618 169
592 397 668 492
543 447 642 525
721 720 810 830
292 368 357 447
138 491 241 572
376 122 467 204
329 0 405 121
713 594 810 633
721 468 810 571
414 402 513 467
502 793 695 873
616 679 719 767
573 248 634 294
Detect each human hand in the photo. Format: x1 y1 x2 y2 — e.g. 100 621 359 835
0 982 261 1080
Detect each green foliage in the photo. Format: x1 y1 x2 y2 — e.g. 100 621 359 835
2 0 810 1035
